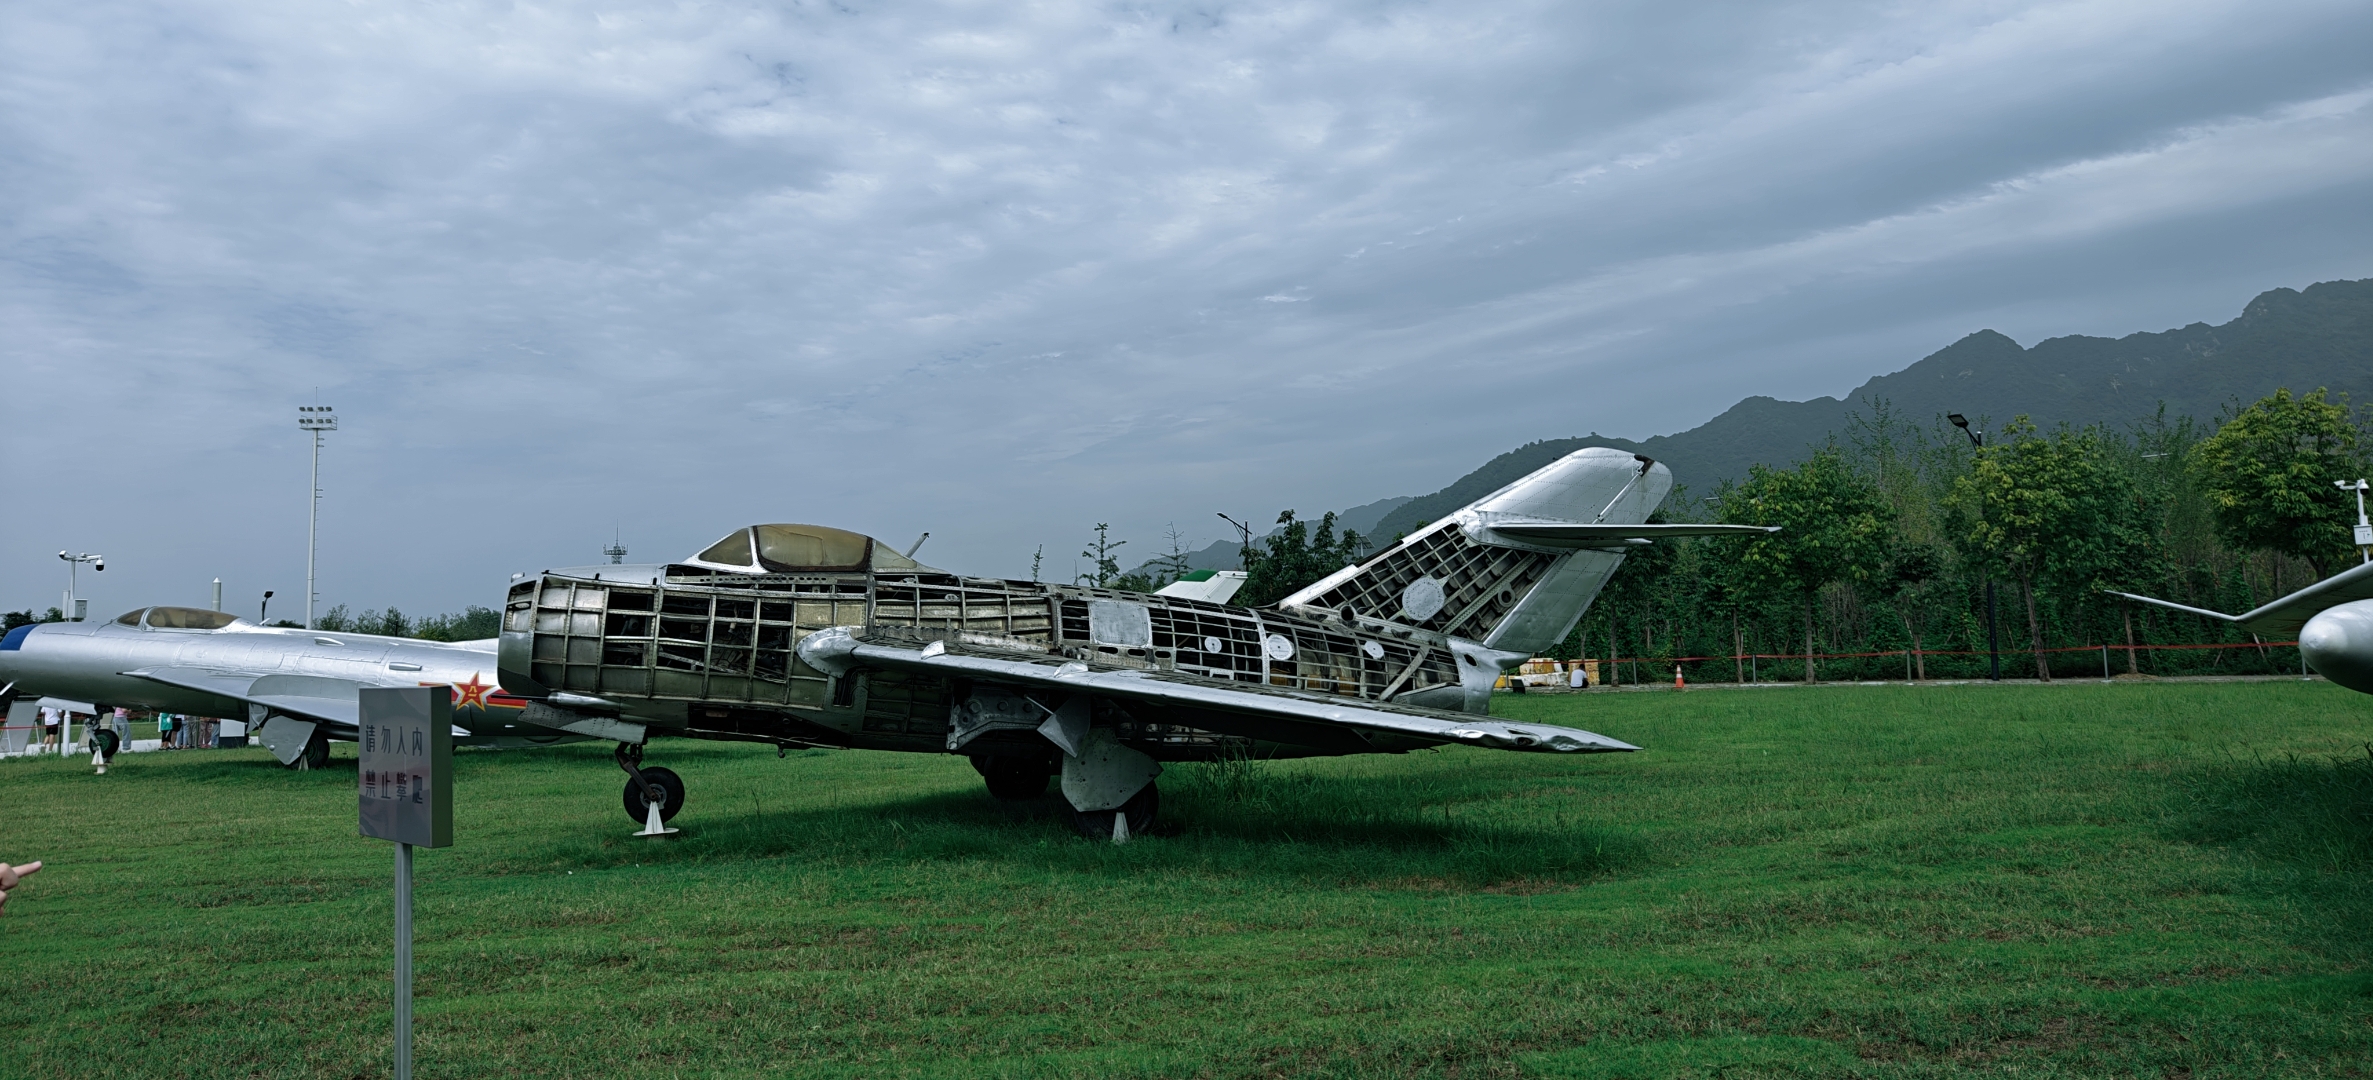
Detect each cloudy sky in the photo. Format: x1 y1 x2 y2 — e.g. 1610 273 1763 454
5 0 2371 621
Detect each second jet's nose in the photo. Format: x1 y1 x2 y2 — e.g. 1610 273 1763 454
2299 600 2373 693
0 623 40 681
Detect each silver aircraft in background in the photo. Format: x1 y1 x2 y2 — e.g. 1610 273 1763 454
0 607 571 767
2112 560 2373 694
496 447 1778 837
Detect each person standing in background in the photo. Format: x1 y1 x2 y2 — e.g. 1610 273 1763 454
38 705 58 750
158 712 175 749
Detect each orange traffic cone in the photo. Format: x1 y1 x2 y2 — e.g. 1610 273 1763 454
1674 665 1685 690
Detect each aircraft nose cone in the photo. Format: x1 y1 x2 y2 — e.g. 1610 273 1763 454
2299 600 2373 694
0 623 37 676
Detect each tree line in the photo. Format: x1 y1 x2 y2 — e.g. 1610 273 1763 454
1073 387 2369 685
1581 388 2368 683
23 384 2355 675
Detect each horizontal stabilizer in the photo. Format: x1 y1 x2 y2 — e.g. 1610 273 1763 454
796 627 1637 754
2107 558 2373 637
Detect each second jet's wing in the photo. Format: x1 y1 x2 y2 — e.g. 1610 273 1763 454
795 627 1636 754
124 668 370 728
2109 559 2373 637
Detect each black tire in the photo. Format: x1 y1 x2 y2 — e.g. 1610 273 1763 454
623 766 686 824
94 729 121 760
284 732 331 770
1065 782 1158 840
979 760 1053 801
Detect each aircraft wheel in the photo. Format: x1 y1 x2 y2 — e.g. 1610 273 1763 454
976 758 1052 800
93 729 121 760
623 767 686 824
284 732 331 770
1065 782 1158 840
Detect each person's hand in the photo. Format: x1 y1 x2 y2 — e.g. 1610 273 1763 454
0 861 42 914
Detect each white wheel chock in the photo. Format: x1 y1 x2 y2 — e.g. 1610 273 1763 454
634 798 678 838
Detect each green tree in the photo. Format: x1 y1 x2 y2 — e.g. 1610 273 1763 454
1875 540 1945 680
1947 419 2144 680
1239 511 1365 608
416 606 502 641
1718 447 1896 682
1077 524 1127 588
2190 387 2366 579
1153 524 1193 587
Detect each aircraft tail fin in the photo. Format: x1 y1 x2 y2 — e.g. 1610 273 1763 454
1280 447 1694 656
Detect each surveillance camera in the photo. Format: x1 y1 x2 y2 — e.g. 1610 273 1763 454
94 561 104 572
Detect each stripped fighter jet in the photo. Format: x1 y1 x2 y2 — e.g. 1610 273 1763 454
501 447 1778 837
0 608 567 767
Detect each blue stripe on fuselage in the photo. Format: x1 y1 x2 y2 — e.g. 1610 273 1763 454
1 625 34 651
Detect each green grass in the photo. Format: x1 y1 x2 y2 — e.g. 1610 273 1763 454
5 681 2372 1078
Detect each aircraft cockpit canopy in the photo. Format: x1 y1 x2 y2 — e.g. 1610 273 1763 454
115 606 241 630
686 524 921 574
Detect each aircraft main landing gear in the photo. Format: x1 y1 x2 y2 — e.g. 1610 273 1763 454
616 743 683 835
1064 782 1158 841
970 755 1053 801
280 731 330 771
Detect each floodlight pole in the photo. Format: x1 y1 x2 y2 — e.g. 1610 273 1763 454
298 404 338 629
57 551 102 622
1948 414 2000 681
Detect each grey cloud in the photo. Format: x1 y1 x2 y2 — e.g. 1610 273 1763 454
4 0 2371 618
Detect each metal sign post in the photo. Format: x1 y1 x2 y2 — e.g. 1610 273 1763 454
358 687 452 1080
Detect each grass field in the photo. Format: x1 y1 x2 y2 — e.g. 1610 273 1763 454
4 680 2372 1078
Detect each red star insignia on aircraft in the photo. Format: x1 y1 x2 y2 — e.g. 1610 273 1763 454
426 674 493 711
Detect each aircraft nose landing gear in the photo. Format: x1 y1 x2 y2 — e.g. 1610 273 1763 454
615 743 683 837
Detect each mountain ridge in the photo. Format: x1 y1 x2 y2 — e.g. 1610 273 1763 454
1365 277 2373 539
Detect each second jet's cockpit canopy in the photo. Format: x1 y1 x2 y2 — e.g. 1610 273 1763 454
114 606 241 631
684 524 924 575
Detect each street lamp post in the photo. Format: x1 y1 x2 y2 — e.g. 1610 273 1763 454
298 404 338 630
1216 513 1256 569
1947 414 2001 682
56 551 103 622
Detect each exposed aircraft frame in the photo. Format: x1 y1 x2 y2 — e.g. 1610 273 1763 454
501 448 1778 838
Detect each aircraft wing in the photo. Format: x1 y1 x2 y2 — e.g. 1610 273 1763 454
1480 520 1780 548
2108 559 2373 637
124 668 365 728
796 627 1637 754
